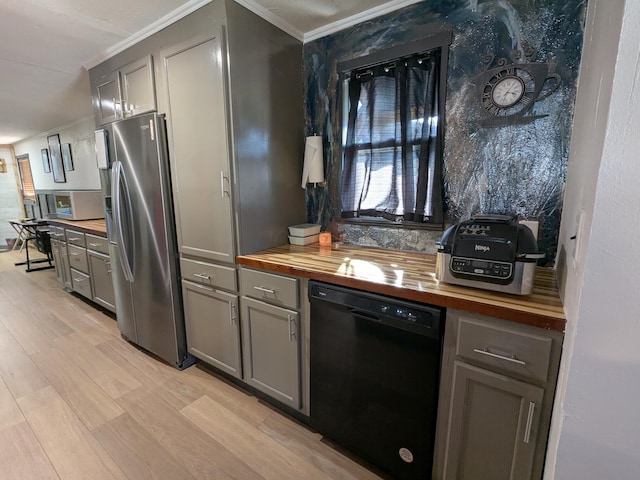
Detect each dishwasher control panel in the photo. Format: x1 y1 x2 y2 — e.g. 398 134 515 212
309 281 443 337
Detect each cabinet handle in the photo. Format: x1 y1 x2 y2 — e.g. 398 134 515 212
229 302 237 326
70 252 81 256
253 285 276 295
288 315 296 341
68 237 81 241
193 273 211 281
220 171 231 198
89 242 103 247
523 401 535 444
472 348 526 366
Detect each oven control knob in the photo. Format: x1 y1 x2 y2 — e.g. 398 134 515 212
380 305 389 314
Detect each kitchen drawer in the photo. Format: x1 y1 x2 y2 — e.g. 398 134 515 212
180 257 236 292
65 229 86 247
68 244 89 273
240 267 298 309
52 226 66 240
85 233 110 254
70 268 92 299
456 315 553 383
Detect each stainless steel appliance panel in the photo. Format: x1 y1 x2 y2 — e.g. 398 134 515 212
106 112 192 369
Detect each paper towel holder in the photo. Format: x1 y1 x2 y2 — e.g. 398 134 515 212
301 135 325 188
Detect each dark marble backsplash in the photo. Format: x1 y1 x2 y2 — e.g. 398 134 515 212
303 0 587 265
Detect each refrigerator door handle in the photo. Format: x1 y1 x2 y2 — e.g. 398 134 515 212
112 161 135 282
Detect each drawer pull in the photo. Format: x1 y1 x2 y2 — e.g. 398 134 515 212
193 273 211 281
254 286 276 295
70 252 81 256
472 348 526 366
89 242 104 247
68 237 82 241
523 401 535 443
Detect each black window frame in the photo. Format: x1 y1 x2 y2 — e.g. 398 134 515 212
337 31 452 230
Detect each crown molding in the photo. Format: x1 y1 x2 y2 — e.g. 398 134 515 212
83 0 422 70
83 0 213 69
303 0 424 43
234 0 304 40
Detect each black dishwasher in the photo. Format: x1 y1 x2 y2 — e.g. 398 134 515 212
309 281 444 480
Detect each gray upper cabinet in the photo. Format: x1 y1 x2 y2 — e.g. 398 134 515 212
158 0 305 266
94 55 156 125
120 55 156 118
435 310 563 480
96 70 122 125
162 33 235 264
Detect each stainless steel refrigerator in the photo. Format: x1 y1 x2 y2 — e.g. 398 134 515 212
96 112 194 369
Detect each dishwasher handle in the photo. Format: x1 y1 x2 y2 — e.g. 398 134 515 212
349 308 382 324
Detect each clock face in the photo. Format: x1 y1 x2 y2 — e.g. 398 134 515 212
491 77 524 107
482 67 536 116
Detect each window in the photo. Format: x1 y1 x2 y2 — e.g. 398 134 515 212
339 34 451 226
17 155 36 202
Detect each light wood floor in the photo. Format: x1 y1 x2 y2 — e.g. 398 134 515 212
0 249 383 479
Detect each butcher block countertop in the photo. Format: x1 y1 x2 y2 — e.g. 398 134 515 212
236 243 566 332
46 219 107 237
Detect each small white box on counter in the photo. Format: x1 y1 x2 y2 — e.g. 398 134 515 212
288 223 321 237
289 234 320 245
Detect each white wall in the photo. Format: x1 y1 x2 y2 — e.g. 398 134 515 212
549 0 640 478
12 116 100 191
0 146 24 247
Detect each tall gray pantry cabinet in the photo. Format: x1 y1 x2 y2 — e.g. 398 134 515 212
89 0 305 393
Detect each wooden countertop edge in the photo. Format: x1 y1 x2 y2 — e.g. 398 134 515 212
46 219 107 237
236 256 566 332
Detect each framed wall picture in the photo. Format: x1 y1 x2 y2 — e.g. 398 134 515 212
62 143 74 171
41 148 51 173
47 134 66 183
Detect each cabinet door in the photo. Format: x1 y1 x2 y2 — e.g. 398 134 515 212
162 33 235 264
59 241 72 289
121 55 156 117
182 280 241 378
443 361 544 480
241 296 300 409
51 240 64 285
88 250 115 312
96 70 122 124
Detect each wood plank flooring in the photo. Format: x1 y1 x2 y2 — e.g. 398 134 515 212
0 250 383 480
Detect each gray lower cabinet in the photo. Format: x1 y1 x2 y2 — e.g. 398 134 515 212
444 361 544 480
240 297 300 409
239 267 308 413
70 269 92 299
435 310 563 480
182 280 242 379
51 226 115 311
50 239 64 285
51 227 71 288
88 250 115 312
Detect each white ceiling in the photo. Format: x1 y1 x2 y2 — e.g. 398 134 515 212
0 0 420 145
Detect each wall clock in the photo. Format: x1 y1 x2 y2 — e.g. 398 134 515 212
475 57 561 127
